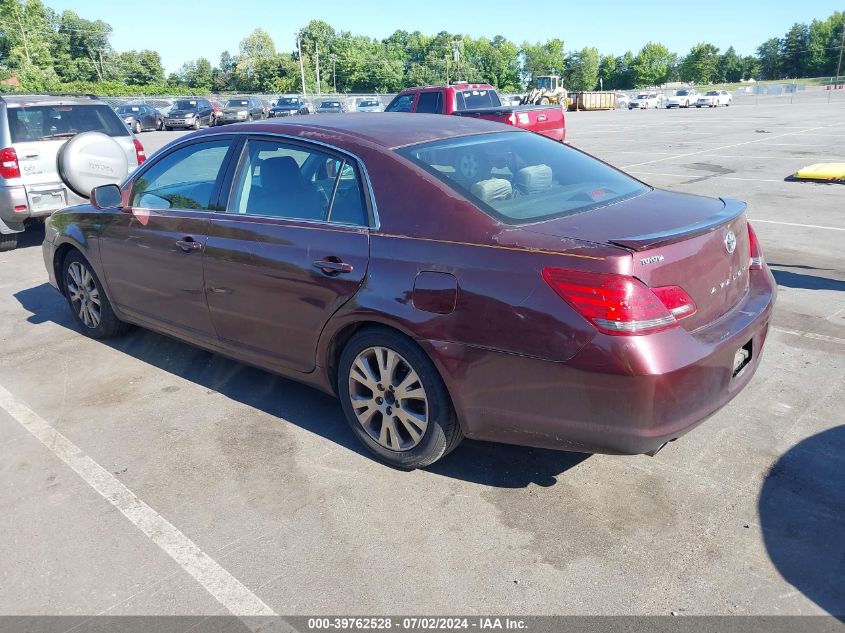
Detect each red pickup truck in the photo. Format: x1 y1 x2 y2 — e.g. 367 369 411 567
385 83 566 142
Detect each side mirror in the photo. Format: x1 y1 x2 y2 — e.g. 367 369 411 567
91 184 122 209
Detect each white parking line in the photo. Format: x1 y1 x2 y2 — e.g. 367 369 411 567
629 170 783 183
622 122 845 168
0 383 277 619
748 219 845 232
773 327 845 346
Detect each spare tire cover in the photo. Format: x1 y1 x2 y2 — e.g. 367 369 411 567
57 131 130 199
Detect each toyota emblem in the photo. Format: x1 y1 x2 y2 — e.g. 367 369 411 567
724 230 737 254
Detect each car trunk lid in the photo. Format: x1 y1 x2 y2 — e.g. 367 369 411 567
520 190 750 330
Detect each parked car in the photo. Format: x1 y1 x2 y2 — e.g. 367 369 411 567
42 115 775 468
0 94 145 252
164 98 214 130
144 99 174 117
115 104 163 133
696 90 732 107
316 100 346 114
614 93 630 109
629 92 661 109
356 98 384 113
219 97 266 124
666 88 699 108
210 100 223 126
269 96 311 117
386 83 566 142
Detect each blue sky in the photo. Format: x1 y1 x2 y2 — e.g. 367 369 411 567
48 0 843 74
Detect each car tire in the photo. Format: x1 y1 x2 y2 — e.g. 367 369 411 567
157 118 164 130
133 120 141 134
61 251 126 340
193 117 201 130
0 232 18 252
247 114 253 122
337 328 463 469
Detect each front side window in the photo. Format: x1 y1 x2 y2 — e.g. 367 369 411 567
385 94 415 113
131 140 232 210
228 139 368 225
397 131 648 225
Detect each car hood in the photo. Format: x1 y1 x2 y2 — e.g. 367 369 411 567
168 109 198 117
272 105 299 111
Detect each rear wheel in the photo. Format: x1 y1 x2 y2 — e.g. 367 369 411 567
62 251 126 339
133 120 141 134
338 328 462 469
157 117 164 130
0 232 18 252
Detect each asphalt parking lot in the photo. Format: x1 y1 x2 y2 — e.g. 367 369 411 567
1 90 843 620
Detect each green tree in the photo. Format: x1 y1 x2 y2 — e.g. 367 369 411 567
756 37 781 79
597 54 617 89
679 43 720 84
0 0 56 71
54 10 112 81
520 38 566 84
234 29 276 90
717 46 743 83
780 23 809 78
565 46 600 90
631 42 673 87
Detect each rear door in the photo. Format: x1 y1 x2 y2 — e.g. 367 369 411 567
203 136 371 372
98 137 238 340
415 90 444 114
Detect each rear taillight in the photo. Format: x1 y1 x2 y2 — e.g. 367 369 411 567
542 267 696 336
133 138 146 165
748 222 763 270
0 147 21 179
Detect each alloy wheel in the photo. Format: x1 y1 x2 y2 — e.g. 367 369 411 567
66 261 101 328
348 346 429 451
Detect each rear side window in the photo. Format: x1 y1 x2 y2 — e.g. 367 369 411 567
385 94 415 113
131 140 231 210
7 104 129 142
455 89 501 110
416 91 442 114
397 131 648 225
228 139 368 226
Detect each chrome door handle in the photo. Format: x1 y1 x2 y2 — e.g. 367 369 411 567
176 238 203 252
313 259 353 275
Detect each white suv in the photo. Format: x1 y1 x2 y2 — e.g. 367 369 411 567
0 94 145 251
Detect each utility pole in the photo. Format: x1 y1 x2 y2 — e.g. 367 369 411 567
315 42 322 96
296 30 307 96
445 56 449 84
836 23 845 89
330 54 337 93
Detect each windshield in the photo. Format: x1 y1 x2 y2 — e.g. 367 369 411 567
227 100 249 107
359 100 379 107
174 100 199 110
116 105 141 114
7 104 129 141
636 95 649 99
455 89 501 110
706 91 719 96
675 90 689 96
276 98 298 106
397 131 648 225
320 102 341 108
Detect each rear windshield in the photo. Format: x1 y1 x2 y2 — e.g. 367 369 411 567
397 132 648 225
7 104 129 142
359 100 379 107
705 91 719 96
676 90 689 96
455 89 501 110
116 105 141 113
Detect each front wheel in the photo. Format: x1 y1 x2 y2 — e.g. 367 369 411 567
62 251 126 339
133 120 141 134
157 118 164 130
338 328 462 469
193 117 201 130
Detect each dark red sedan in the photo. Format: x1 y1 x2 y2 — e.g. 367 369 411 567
42 114 776 469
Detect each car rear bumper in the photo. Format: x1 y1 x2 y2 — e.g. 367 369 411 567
0 184 85 233
424 266 776 455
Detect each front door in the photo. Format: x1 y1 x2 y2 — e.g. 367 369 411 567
203 137 371 372
98 138 237 341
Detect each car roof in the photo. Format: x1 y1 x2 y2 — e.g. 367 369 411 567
0 94 101 107
196 113 521 150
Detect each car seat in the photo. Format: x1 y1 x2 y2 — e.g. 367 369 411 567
248 156 325 220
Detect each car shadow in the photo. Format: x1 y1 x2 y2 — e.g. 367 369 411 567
15 223 45 250
15 282 589 488
770 268 845 292
758 425 845 619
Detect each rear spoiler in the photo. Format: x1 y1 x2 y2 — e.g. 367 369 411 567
608 198 747 251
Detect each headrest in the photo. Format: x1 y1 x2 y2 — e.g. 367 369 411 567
515 164 553 194
470 178 512 203
260 156 303 191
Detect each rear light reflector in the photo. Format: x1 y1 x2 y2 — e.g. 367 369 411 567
14 205 27 212
0 147 21 179
133 138 146 165
542 268 696 336
748 222 763 270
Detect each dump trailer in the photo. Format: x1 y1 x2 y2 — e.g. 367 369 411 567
569 91 618 111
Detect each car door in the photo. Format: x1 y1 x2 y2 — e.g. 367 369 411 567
98 137 239 341
202 136 371 373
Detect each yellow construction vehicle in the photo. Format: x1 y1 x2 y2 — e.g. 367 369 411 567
521 75 568 106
